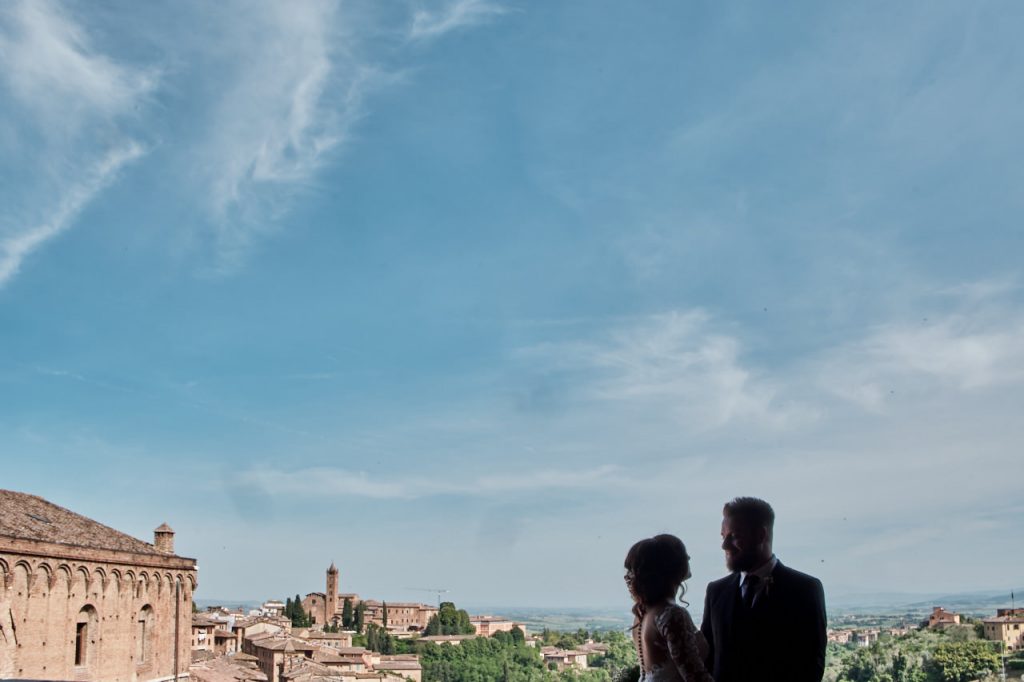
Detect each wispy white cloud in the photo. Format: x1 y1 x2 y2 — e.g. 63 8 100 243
0 0 152 288
0 142 143 287
195 3 385 261
0 0 154 127
519 310 813 431
235 463 623 500
409 0 505 42
819 304 1024 410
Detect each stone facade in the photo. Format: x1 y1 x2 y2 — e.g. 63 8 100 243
469 615 523 637
983 609 1024 652
541 647 589 671
301 592 327 627
301 564 347 627
926 606 961 628
362 601 438 632
0 489 197 681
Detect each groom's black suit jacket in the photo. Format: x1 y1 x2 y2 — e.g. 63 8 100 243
700 561 826 682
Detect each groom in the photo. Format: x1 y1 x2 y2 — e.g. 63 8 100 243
700 497 826 682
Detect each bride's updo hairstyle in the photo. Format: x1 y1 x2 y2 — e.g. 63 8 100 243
624 534 692 617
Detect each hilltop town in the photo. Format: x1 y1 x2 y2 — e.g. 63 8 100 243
0 490 1020 682
0 490 628 682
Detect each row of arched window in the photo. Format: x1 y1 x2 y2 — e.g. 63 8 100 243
0 558 195 602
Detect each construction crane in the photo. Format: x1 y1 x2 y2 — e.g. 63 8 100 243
405 587 450 607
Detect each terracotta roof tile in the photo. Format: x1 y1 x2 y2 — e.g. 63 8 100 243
0 489 166 555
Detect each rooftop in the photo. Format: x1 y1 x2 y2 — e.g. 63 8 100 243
375 660 421 671
249 636 317 652
0 489 174 556
984 616 1024 624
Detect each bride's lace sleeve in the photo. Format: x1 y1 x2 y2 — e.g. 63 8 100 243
655 605 714 682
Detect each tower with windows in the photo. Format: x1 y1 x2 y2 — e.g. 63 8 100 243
326 562 339 622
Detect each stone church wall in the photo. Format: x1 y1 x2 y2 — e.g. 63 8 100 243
0 536 197 681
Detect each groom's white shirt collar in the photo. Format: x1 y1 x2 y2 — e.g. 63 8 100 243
739 554 778 586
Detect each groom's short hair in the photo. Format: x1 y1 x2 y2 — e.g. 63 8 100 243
724 497 775 539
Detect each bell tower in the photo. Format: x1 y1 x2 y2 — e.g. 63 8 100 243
326 562 339 621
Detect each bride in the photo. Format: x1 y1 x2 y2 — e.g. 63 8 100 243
625 534 714 682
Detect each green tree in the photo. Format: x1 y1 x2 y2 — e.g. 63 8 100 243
424 601 476 636
927 640 999 682
891 651 907 682
289 594 311 628
589 631 638 682
456 608 473 634
355 600 366 634
841 646 884 682
342 598 354 628
615 665 640 682
415 632 549 682
367 623 382 652
383 601 389 628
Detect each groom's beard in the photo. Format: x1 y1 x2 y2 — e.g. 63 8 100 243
725 550 758 572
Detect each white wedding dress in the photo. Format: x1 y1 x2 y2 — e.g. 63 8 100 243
636 604 714 682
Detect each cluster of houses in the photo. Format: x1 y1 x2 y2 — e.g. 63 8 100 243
189 605 428 682
826 627 911 647
826 605 1024 653
189 602 610 681
540 641 608 671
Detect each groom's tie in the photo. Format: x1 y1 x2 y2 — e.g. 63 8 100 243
741 574 760 609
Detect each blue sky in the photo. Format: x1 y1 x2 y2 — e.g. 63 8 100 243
2 0 1023 609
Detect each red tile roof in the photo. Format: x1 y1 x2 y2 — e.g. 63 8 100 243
0 489 165 555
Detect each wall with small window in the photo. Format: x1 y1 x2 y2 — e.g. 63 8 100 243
0 549 197 682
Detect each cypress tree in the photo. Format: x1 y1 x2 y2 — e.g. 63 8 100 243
355 601 366 634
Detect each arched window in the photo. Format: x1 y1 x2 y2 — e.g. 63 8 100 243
137 605 154 663
75 605 98 667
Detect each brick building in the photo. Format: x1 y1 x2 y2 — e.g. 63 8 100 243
0 489 197 681
301 564 436 632
983 608 1024 652
468 615 524 637
926 606 961 628
541 646 590 671
362 600 438 632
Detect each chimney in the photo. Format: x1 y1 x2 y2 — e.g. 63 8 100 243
154 523 175 554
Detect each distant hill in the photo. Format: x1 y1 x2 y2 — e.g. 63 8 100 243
464 606 633 633
195 598 265 612
828 588 1022 616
